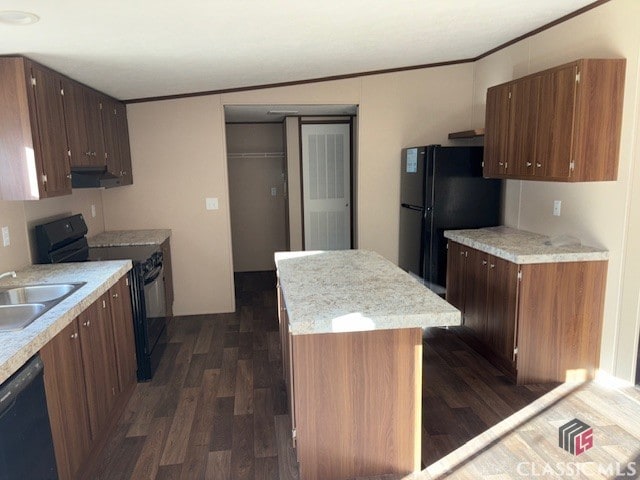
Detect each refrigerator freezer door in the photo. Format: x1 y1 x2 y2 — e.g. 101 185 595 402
428 146 502 289
398 205 425 277
400 147 426 208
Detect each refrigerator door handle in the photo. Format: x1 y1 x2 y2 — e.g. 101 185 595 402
401 203 424 211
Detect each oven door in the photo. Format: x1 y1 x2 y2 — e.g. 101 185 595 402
143 263 166 351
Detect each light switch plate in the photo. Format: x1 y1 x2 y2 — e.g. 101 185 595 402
2 226 9 247
553 200 562 217
91 204 96 218
206 197 219 210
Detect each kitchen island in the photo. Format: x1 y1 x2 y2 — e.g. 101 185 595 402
275 250 460 480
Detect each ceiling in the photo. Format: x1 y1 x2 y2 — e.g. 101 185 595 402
0 0 597 101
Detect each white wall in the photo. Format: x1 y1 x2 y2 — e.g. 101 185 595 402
472 0 640 381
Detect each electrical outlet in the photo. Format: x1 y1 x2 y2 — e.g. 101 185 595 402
553 200 562 217
2 226 9 247
206 197 219 210
271 187 277 196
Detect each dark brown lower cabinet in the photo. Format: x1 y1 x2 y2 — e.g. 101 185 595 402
110 276 137 392
446 240 606 384
40 273 136 480
78 294 120 439
39 320 91 480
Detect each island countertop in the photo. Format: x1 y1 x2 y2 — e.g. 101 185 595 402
0 260 131 384
444 226 609 264
88 229 171 247
274 249 460 335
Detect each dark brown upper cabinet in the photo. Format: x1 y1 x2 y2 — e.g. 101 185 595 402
0 57 72 200
62 79 106 169
484 58 625 182
0 55 133 199
100 96 133 185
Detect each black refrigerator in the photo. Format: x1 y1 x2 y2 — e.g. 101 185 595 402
399 145 502 294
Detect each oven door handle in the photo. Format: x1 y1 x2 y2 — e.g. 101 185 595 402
144 265 163 285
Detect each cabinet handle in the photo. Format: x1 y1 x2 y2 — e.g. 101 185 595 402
113 293 119 298
498 162 504 166
482 260 488 265
85 151 91 156
66 173 72 179
460 251 465 256
82 320 91 327
490 264 496 269
536 163 542 168
526 162 532 167
70 332 78 339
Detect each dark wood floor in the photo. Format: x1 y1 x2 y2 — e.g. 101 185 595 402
92 271 555 479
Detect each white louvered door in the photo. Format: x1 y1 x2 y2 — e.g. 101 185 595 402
301 123 351 250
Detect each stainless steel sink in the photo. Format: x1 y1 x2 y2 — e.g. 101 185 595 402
0 284 79 304
0 304 47 331
0 282 85 331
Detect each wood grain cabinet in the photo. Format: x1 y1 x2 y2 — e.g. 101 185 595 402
276 284 297 448
0 57 72 200
39 319 92 480
78 294 120 439
483 82 511 177
483 58 625 182
110 275 137 391
100 96 133 185
40 274 137 480
62 79 106 169
0 55 134 199
446 241 606 384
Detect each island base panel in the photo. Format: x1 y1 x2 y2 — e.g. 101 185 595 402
292 328 422 480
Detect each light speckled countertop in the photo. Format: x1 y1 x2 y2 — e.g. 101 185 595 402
444 226 608 264
0 261 131 384
88 229 171 247
275 250 460 335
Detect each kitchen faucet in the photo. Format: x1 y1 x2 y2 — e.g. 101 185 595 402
0 271 17 280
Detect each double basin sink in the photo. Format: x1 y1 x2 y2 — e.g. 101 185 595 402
0 283 85 331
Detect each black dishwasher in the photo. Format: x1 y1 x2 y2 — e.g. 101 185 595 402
0 355 58 480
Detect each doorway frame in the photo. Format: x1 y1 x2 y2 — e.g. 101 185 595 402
299 117 355 250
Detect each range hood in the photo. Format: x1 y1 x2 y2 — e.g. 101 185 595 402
71 168 122 189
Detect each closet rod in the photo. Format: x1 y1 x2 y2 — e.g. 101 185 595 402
227 152 285 158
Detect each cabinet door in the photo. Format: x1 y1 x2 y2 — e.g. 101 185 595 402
509 76 540 177
485 256 519 365
40 319 92 480
445 241 466 312
62 80 105 168
110 276 137 392
115 102 133 185
535 65 576 179
100 96 121 178
484 83 511 177
78 294 120 439
29 64 72 197
463 248 489 340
